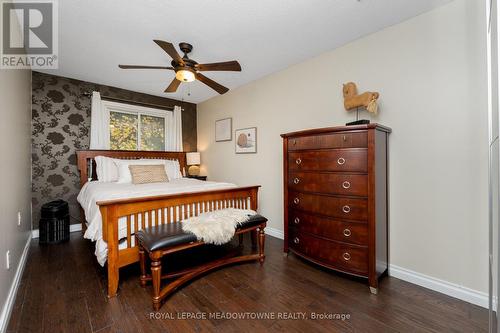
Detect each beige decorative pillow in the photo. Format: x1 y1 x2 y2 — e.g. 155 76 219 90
128 165 169 184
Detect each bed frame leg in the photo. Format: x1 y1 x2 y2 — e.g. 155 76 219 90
258 226 266 264
151 254 162 311
251 230 258 249
79 208 87 232
107 265 119 298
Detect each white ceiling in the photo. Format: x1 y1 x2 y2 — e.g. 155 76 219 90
39 0 452 104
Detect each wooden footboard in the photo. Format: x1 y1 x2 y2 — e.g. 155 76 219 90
97 186 260 297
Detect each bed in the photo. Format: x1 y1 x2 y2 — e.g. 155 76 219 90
76 150 260 297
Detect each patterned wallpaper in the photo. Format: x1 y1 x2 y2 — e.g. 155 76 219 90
32 72 197 228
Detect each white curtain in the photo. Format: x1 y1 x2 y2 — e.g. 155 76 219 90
166 105 183 151
89 91 110 149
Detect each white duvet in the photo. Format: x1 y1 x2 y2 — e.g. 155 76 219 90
77 178 237 266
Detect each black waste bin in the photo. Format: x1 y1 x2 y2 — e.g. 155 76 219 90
39 200 70 244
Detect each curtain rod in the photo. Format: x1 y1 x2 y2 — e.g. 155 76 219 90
81 91 182 111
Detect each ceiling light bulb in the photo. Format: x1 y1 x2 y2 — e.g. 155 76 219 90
176 69 195 82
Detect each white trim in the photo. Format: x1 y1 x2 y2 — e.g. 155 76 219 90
389 264 489 308
263 227 490 308
102 100 169 151
265 227 284 240
31 223 82 239
101 100 171 118
0 235 31 333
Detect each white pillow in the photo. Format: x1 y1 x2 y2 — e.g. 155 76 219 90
95 156 120 182
140 159 183 180
115 159 165 183
164 159 183 180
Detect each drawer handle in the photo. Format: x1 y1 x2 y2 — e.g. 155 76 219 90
342 252 351 261
292 139 297 145
343 135 347 141
337 157 346 165
343 228 351 237
293 198 300 205
342 205 351 213
293 177 300 184
296 158 302 165
294 237 300 244
294 217 300 225
342 181 351 189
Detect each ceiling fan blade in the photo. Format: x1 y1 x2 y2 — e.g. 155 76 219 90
164 78 181 93
119 65 174 70
196 73 229 94
153 40 184 65
196 60 241 72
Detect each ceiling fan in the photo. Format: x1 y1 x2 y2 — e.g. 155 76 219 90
118 40 241 95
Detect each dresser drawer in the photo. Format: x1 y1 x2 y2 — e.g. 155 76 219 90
288 132 367 151
289 210 368 245
289 230 368 275
288 172 368 197
288 149 367 173
288 191 367 221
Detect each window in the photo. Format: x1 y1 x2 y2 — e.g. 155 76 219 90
140 114 166 151
104 101 168 151
109 112 138 150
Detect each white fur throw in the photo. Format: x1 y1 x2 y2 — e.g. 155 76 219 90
181 208 256 245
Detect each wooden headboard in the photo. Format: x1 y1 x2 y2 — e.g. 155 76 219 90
76 150 187 187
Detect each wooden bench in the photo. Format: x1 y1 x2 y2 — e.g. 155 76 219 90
136 214 267 310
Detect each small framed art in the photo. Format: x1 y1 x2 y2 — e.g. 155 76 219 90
235 127 257 154
215 118 232 142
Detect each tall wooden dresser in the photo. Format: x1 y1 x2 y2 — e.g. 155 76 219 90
281 124 391 293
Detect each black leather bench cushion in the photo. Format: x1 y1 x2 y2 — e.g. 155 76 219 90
136 214 267 252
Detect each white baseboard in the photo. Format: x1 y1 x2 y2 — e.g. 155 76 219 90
265 227 284 240
389 264 489 308
31 223 82 239
263 227 490 308
0 235 31 333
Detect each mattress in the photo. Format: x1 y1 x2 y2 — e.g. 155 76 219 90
77 178 237 265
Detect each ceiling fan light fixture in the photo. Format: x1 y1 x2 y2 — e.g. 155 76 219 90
119 40 239 94
175 69 195 82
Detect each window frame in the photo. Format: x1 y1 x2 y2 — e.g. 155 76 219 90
102 100 170 151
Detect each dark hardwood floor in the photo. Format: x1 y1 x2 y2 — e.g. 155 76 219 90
7 232 488 333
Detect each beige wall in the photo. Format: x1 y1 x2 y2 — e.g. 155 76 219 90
0 67 32 323
198 0 488 293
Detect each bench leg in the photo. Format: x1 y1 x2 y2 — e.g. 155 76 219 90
258 226 265 264
151 254 162 311
138 244 148 287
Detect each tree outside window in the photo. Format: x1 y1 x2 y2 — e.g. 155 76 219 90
109 110 166 151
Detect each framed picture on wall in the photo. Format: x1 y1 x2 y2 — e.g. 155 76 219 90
235 127 257 154
215 117 232 142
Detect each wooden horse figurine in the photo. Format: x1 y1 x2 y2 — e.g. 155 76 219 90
343 82 379 114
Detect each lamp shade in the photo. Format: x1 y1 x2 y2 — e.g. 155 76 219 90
186 152 201 165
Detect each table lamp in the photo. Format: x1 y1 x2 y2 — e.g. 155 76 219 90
186 152 201 176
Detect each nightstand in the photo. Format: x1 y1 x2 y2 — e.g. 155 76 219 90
187 175 207 181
